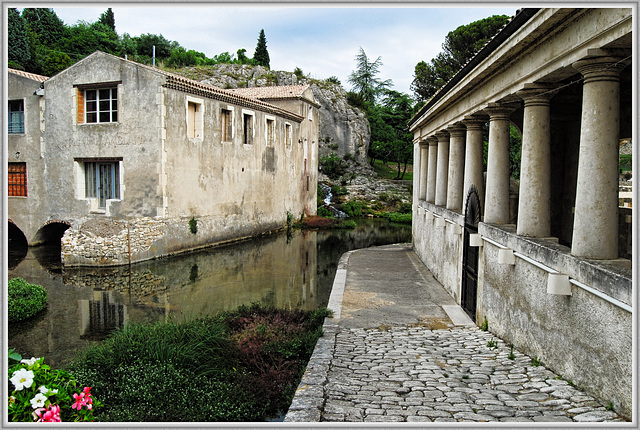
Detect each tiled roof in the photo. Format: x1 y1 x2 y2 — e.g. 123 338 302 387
8 68 48 82
225 85 310 100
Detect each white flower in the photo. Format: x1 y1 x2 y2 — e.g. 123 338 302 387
39 386 58 395
30 393 47 409
10 368 35 391
20 357 39 366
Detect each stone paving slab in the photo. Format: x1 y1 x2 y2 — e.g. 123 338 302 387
284 245 629 423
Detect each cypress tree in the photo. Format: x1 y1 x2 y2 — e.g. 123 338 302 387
253 29 270 69
99 8 116 32
8 8 31 69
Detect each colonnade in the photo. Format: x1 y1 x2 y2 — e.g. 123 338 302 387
415 52 626 260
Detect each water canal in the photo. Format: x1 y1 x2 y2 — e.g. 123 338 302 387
8 219 411 368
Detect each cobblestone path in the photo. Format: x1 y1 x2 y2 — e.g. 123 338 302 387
319 326 626 423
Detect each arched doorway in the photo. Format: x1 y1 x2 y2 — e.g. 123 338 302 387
461 186 481 321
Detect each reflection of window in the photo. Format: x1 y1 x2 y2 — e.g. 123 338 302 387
221 108 233 142
84 161 120 208
266 117 275 146
8 162 27 197
85 88 118 123
8 100 24 134
187 97 203 140
243 111 254 145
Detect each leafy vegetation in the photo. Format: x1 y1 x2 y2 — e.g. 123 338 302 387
411 14 510 102
620 154 632 172
319 153 349 179
67 304 331 421
7 7 270 75
8 278 48 323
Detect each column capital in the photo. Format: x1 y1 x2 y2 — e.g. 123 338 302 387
573 54 627 84
446 123 466 138
418 138 429 147
427 135 438 146
484 103 518 120
435 130 450 141
516 83 559 106
462 114 486 130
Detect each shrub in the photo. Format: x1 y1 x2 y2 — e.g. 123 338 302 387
8 278 48 323
317 206 333 218
319 153 348 179
340 200 369 218
331 185 348 196
380 212 412 225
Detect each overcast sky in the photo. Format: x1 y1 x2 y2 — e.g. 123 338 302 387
52 5 519 96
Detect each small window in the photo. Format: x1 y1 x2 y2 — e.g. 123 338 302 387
84 161 120 208
285 123 292 149
266 117 275 147
221 108 233 142
8 100 24 134
308 106 313 121
85 88 117 123
243 112 254 145
187 98 203 140
8 162 27 197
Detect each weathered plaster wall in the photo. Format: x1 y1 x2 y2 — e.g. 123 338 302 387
42 52 164 225
7 73 47 243
477 223 632 418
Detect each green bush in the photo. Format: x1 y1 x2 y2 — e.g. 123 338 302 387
317 206 333 218
8 278 48 323
620 154 632 172
319 153 348 179
340 200 370 218
380 212 412 225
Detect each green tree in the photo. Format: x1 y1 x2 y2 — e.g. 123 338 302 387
253 29 270 68
411 14 509 101
135 33 173 60
98 7 116 32
42 50 73 75
8 8 31 69
348 47 392 105
22 8 66 48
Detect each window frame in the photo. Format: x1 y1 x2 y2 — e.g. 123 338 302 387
8 162 27 197
221 106 234 142
242 109 255 145
285 122 292 150
186 96 204 141
265 115 276 147
75 81 121 125
8 99 25 134
76 158 123 212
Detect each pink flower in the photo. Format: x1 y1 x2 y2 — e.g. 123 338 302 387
35 404 61 422
72 392 86 410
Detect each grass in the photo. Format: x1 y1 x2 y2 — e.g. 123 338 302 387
68 304 332 422
370 159 413 181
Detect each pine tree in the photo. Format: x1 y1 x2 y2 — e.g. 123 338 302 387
253 29 270 69
99 8 116 33
8 8 31 69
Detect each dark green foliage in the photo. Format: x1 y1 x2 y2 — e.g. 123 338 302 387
509 125 522 179
620 154 632 172
42 50 73 76
189 217 198 234
166 47 210 67
98 8 116 32
8 8 31 69
345 91 366 110
348 47 392 104
411 15 510 101
253 29 270 68
317 206 333 217
8 278 48 323
293 67 305 79
22 8 66 48
340 200 371 218
135 33 173 59
331 184 348 196
70 305 331 422
326 76 341 85
380 212 412 225
320 153 349 179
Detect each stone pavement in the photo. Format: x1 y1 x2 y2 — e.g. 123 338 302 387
284 244 628 424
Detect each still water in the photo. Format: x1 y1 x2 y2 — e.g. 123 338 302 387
8 219 411 368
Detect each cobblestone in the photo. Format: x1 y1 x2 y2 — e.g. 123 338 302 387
286 324 628 423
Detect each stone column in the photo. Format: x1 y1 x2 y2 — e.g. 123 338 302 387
418 140 429 200
435 130 450 206
571 53 626 259
516 84 557 237
446 123 466 211
462 115 486 214
426 136 438 203
484 104 516 224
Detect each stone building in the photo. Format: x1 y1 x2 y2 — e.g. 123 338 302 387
7 51 319 266
409 8 633 417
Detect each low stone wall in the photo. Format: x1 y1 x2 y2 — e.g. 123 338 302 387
61 215 286 267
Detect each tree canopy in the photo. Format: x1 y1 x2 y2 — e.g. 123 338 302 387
411 14 510 102
253 29 270 68
348 47 392 105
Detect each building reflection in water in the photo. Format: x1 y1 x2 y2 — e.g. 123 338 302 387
79 291 128 339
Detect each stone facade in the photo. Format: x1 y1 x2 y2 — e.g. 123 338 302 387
8 51 319 266
409 8 633 418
